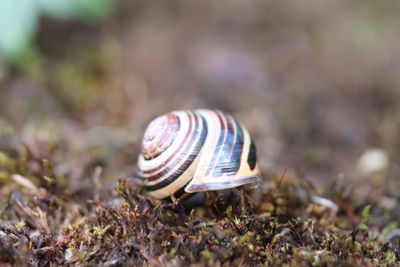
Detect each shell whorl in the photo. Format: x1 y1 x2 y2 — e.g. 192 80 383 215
141 114 179 160
138 109 260 199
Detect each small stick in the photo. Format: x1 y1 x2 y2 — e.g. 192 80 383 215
11 174 39 195
273 163 291 194
169 193 178 205
92 166 103 202
205 192 217 218
240 189 246 217
243 191 255 210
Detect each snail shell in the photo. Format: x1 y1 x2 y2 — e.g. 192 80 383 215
137 109 260 199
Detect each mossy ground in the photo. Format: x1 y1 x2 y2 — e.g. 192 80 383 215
0 143 398 266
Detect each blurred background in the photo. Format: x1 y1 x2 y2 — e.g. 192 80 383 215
0 0 399 201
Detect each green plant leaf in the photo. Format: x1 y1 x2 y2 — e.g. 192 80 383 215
38 0 114 21
0 0 113 63
0 0 39 61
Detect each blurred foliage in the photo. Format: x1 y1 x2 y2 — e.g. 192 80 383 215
0 0 113 63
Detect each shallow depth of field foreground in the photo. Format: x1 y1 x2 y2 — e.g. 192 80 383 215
0 1 399 266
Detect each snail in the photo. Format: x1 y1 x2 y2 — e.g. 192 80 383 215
137 109 260 200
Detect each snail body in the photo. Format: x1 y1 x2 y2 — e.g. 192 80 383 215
138 109 260 199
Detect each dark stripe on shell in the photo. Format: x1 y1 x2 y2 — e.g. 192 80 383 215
231 119 244 171
144 116 208 192
247 137 257 170
211 115 240 177
206 111 227 176
224 118 244 175
139 111 193 176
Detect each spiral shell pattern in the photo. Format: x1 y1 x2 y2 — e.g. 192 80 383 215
138 109 260 199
